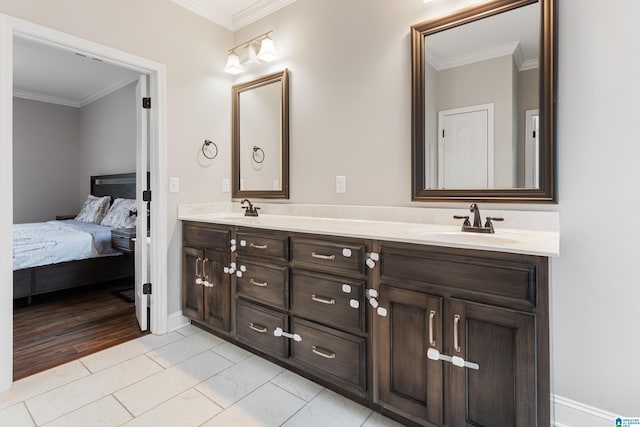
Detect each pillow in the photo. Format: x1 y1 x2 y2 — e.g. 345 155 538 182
74 195 111 224
100 198 137 229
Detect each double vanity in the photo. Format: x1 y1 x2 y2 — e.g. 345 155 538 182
178 204 557 427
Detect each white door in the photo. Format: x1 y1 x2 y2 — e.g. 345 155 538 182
438 104 494 189
135 75 149 331
524 109 539 188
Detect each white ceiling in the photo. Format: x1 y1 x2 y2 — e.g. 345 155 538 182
13 36 139 108
169 0 296 31
12 1 294 107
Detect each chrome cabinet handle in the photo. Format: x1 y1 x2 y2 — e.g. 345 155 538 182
249 323 268 334
311 252 336 261
454 314 461 353
429 310 436 347
311 295 336 305
311 345 336 359
250 278 268 287
202 258 210 286
195 257 203 285
249 242 268 249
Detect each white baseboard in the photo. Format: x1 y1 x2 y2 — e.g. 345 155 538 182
167 311 190 332
553 394 619 427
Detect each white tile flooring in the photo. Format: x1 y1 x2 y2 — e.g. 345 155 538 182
0 325 404 427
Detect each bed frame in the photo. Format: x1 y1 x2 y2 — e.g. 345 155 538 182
13 173 137 301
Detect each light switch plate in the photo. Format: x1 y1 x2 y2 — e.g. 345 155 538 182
222 178 230 193
336 175 346 193
169 176 179 193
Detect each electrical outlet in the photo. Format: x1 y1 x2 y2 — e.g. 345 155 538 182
336 175 346 193
169 176 179 193
222 178 230 193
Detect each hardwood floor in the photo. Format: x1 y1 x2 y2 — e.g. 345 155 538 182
13 278 149 381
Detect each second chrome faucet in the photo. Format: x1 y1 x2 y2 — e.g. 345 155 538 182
454 203 503 234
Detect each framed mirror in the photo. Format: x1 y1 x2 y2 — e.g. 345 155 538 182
232 69 289 199
411 0 556 202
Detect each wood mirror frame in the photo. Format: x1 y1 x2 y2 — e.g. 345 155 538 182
232 69 289 199
411 0 556 202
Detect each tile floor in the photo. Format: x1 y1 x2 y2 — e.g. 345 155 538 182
0 325 404 427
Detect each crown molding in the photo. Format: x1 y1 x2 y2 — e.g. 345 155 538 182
13 73 139 108
78 73 139 107
170 0 232 30
13 89 80 108
232 0 296 30
170 0 296 31
427 41 538 72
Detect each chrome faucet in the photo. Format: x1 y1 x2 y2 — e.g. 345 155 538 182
454 203 503 234
240 199 260 217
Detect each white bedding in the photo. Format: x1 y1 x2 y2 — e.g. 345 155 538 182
13 220 118 270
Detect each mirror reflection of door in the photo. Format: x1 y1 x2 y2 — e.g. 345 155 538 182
437 104 494 189
524 109 539 188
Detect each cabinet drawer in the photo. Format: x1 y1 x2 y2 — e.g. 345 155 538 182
111 233 134 252
291 318 366 391
291 238 364 274
291 270 364 335
236 259 289 310
381 246 537 308
183 222 230 250
236 300 289 358
237 231 289 261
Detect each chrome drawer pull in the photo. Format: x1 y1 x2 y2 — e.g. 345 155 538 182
429 310 436 347
311 295 336 305
249 323 268 334
195 257 202 278
311 346 336 359
249 242 268 249
454 314 461 353
250 279 268 288
311 252 336 261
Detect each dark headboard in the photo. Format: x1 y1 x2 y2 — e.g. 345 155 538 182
91 173 136 200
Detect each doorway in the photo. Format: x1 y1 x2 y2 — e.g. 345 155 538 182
437 103 495 189
0 13 168 392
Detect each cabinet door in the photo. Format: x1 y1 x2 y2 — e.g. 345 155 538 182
377 285 443 426
182 247 204 320
202 249 231 333
446 300 536 427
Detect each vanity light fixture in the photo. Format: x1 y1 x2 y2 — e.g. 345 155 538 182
224 31 278 75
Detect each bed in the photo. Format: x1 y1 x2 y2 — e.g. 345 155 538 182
13 173 138 301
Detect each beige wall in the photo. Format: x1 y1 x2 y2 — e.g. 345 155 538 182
12 97 80 223
434 55 515 187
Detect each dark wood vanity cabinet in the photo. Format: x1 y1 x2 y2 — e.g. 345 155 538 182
182 222 232 334
181 222 549 427
377 243 548 427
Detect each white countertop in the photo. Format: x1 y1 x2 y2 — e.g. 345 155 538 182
178 210 559 257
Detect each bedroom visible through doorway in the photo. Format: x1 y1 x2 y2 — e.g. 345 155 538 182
1 13 168 393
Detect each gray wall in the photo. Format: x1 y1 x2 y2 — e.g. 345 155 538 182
12 98 80 223
12 83 137 223
78 81 137 203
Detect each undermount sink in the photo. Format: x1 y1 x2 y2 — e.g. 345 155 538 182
419 231 520 245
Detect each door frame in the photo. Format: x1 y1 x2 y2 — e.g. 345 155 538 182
0 13 169 392
524 109 540 188
437 103 495 189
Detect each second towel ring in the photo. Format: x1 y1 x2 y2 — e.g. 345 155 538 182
202 139 218 160
252 146 265 164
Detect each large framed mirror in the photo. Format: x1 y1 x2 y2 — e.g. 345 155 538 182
232 69 289 199
411 0 556 202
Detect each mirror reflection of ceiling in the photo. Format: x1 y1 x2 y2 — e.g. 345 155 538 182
13 36 139 108
426 3 538 71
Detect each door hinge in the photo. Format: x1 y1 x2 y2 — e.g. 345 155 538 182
143 283 152 294
442 129 445 138
142 190 152 202
142 97 151 109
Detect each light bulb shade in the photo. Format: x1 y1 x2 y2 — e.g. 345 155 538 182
257 37 278 62
246 44 260 64
224 51 243 75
